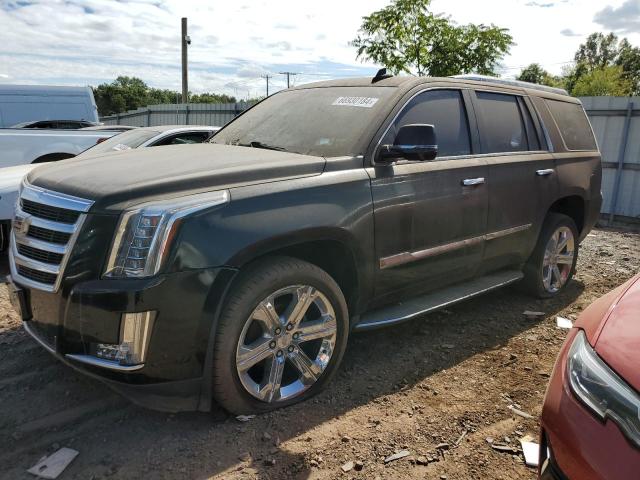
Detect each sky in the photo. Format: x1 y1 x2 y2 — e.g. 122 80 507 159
0 0 639 99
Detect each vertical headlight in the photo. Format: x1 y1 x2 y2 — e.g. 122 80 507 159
104 190 229 278
567 330 640 447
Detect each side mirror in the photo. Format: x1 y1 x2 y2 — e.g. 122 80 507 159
378 124 438 162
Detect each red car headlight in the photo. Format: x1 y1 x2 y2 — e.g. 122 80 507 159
567 330 640 448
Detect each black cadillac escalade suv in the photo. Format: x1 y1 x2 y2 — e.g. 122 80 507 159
7 74 602 414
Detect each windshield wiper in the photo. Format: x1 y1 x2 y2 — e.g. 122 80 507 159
238 141 287 151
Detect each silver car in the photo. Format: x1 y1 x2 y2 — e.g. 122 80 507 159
76 125 220 159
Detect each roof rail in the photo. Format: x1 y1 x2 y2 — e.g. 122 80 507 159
452 74 568 96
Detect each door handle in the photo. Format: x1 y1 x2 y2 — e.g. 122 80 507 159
462 177 485 186
536 169 554 176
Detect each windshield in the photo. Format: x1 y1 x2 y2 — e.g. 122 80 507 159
212 87 395 157
80 129 160 156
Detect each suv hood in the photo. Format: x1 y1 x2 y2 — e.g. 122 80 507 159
577 274 640 391
27 144 325 211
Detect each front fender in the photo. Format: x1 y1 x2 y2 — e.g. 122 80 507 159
168 169 375 304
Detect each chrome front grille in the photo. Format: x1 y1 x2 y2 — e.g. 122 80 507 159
9 181 94 292
21 198 81 224
27 225 72 244
17 244 65 265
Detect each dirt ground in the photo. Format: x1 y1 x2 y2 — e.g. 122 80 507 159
0 227 638 480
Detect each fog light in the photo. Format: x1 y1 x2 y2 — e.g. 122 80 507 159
93 311 156 366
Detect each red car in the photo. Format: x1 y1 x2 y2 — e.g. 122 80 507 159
540 274 640 479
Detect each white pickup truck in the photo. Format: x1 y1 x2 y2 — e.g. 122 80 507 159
0 125 220 252
0 128 117 168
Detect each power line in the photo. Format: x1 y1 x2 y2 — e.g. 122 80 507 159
496 60 574 71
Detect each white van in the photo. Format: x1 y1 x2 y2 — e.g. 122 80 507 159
0 85 99 127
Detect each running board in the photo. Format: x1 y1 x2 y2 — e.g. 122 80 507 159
354 269 524 332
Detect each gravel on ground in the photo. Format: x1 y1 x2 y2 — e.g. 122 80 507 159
0 227 638 479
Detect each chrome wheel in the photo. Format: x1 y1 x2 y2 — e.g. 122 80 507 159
235 285 337 403
542 226 575 293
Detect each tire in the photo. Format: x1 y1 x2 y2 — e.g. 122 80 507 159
211 256 349 415
522 213 579 298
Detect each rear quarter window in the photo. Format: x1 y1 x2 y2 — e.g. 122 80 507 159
545 99 597 151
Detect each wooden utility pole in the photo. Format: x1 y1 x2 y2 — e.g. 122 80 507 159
261 74 273 97
279 71 297 88
181 17 189 103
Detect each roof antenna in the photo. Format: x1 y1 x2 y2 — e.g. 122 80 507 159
372 68 393 83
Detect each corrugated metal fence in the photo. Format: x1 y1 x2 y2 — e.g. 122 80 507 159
100 102 255 128
582 97 640 223
102 97 640 224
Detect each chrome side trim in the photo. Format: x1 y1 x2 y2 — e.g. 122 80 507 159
380 223 532 269
23 321 56 354
65 354 145 372
484 223 532 241
380 236 484 269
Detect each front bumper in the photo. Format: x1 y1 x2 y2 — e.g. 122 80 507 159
539 328 640 480
23 320 203 411
11 266 237 412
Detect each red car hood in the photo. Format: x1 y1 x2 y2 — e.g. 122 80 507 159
576 274 640 391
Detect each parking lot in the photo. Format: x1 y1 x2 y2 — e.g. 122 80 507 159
0 227 638 480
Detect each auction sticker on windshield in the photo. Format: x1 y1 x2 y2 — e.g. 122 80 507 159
332 97 379 108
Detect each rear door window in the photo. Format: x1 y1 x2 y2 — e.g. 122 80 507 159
475 92 529 153
382 89 471 158
545 99 597 151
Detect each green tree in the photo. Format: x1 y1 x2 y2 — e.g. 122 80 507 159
92 76 238 116
617 38 640 95
572 65 633 97
93 76 149 115
570 32 640 95
190 92 237 103
562 63 589 96
351 0 513 76
575 33 620 69
516 63 563 87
